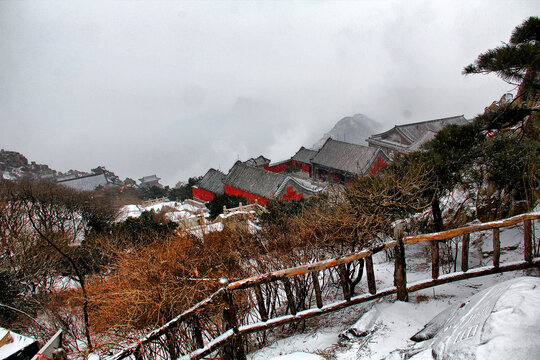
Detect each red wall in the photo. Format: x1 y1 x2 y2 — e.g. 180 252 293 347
224 184 268 206
369 156 387 176
281 186 303 201
291 161 311 174
265 160 311 175
192 187 216 202
265 161 293 173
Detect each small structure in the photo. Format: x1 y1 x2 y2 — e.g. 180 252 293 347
242 155 271 168
367 115 468 158
56 172 115 191
139 174 162 188
223 162 320 205
192 169 226 202
310 138 389 183
265 147 318 175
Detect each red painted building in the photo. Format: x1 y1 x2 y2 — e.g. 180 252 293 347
264 147 317 175
191 169 226 202
311 138 390 183
224 162 318 205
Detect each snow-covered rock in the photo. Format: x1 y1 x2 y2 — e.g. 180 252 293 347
410 277 540 360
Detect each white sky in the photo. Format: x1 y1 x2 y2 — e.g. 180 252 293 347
1 0 538 185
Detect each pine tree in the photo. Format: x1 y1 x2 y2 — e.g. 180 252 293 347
464 16 539 106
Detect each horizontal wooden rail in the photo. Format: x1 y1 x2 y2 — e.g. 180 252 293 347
228 242 396 290
182 287 399 360
404 212 539 243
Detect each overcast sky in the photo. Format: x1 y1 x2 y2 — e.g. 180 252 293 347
1 1 538 185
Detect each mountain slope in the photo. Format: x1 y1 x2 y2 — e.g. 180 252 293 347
312 114 382 150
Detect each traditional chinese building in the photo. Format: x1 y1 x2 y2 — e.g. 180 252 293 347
138 174 162 188
264 146 318 174
310 138 389 183
192 168 226 202
223 162 320 205
366 115 468 158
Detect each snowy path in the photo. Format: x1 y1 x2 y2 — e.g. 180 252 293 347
248 224 539 360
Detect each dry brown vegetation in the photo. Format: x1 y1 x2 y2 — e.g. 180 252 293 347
0 154 525 357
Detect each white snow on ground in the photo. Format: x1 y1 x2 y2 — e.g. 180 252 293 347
117 201 207 222
119 199 265 239
474 277 540 360
248 219 539 360
249 327 341 359
269 353 324 360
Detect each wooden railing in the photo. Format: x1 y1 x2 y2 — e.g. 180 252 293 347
141 197 169 207
222 202 265 215
109 212 539 360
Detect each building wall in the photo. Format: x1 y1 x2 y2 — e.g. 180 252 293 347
313 165 351 184
192 187 216 202
265 161 293 173
224 184 269 206
265 161 311 175
369 156 388 176
292 161 311 174
280 185 304 201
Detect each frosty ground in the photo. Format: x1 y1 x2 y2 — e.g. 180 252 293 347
248 223 539 360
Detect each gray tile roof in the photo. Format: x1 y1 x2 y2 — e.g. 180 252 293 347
197 168 225 195
395 115 468 143
368 115 468 147
57 173 111 191
408 130 438 152
311 138 378 175
243 155 271 167
224 162 287 198
291 147 318 164
139 175 161 183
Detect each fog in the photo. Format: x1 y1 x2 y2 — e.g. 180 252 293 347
1 0 537 185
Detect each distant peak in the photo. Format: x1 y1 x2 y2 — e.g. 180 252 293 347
312 113 382 150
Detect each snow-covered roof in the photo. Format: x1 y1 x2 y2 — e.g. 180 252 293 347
367 115 468 153
225 162 288 198
224 162 319 199
243 155 271 167
291 147 318 164
56 173 111 191
310 138 379 175
196 168 225 195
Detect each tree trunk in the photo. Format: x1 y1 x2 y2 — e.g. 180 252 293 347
432 197 444 232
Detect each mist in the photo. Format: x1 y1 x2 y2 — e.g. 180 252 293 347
1 0 537 185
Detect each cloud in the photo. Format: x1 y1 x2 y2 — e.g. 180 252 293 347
0 0 537 185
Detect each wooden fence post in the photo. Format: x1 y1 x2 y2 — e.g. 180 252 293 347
524 219 532 263
461 233 469 272
191 315 204 349
338 264 352 301
282 278 297 315
134 345 143 360
365 255 377 295
253 285 268 322
311 271 323 309
394 227 408 302
165 328 178 359
493 228 500 268
222 291 246 360
431 240 439 280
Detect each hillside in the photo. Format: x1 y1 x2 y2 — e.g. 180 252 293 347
312 114 383 150
0 149 57 180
